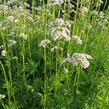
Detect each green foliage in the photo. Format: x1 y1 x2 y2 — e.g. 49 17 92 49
0 0 109 109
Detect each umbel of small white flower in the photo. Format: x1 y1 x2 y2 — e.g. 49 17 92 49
49 27 71 41
72 36 82 45
98 11 105 19
80 7 89 16
61 53 92 69
1 50 7 57
0 4 8 11
52 18 65 27
39 39 50 48
49 0 64 5
51 18 72 28
49 18 74 41
0 94 5 100
7 16 15 22
49 28 82 44
8 39 17 46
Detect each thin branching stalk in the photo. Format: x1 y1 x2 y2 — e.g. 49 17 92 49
43 47 47 109
0 61 11 108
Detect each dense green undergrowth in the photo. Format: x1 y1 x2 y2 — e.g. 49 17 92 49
0 0 109 109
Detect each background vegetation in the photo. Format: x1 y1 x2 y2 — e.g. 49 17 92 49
0 0 109 109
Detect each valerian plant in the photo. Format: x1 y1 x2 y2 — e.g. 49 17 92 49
0 0 109 109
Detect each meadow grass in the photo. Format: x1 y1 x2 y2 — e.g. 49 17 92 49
0 0 109 109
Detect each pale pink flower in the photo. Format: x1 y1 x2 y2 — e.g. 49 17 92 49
61 53 92 69
7 16 15 22
39 39 50 48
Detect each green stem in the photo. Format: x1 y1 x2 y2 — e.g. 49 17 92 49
0 61 11 108
43 47 47 109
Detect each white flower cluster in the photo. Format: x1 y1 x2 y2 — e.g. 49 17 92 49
80 7 89 16
49 18 82 44
49 18 72 41
0 94 5 100
99 11 105 19
39 39 50 48
7 16 15 22
52 18 65 27
72 36 82 45
39 19 74 48
0 5 8 12
1 50 7 57
61 53 92 69
8 39 17 46
49 0 64 5
50 27 71 41
51 18 72 28
0 45 7 57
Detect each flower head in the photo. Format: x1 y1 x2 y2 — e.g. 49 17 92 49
99 11 105 19
7 16 15 22
52 18 65 27
12 56 18 60
0 94 5 100
49 19 71 41
61 27 71 40
0 5 8 11
49 27 62 40
49 0 64 5
72 35 82 44
1 50 7 57
61 53 92 69
8 39 17 46
65 21 72 29
39 39 50 48
81 7 88 14
72 53 92 68
49 27 71 41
